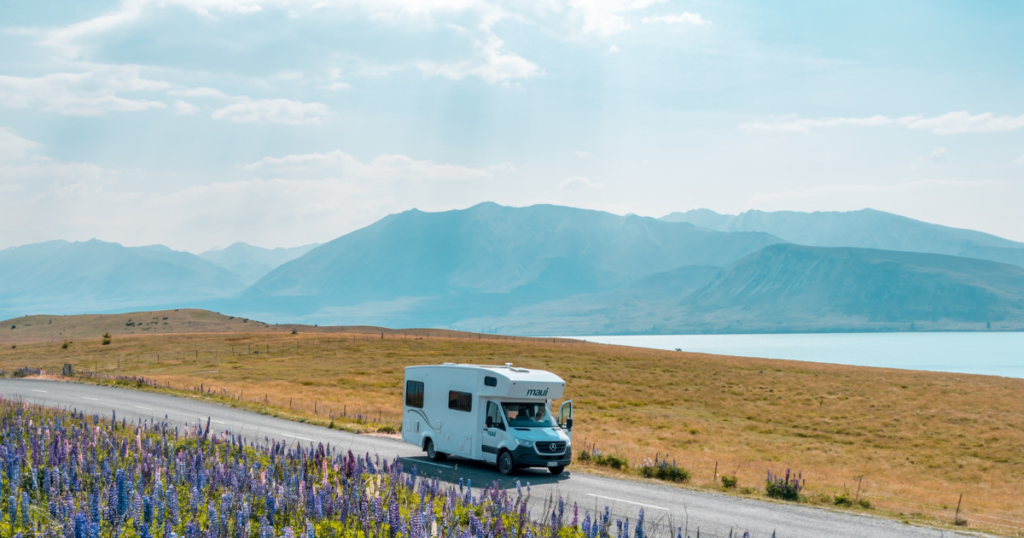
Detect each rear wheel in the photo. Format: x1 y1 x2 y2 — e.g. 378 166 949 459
548 465 565 475
498 451 516 475
426 439 447 462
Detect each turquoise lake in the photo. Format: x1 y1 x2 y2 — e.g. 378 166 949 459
568 332 1024 378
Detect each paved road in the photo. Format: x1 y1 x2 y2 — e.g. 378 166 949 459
0 379 977 538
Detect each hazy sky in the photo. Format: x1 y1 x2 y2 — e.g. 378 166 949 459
1 0 1022 252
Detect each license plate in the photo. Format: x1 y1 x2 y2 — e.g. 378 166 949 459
547 462 558 467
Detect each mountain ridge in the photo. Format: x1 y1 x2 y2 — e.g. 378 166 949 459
661 208 1024 268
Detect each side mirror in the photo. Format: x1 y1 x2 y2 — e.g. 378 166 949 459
485 417 493 428
566 418 574 430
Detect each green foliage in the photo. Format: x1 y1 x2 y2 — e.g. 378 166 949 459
721 474 738 489
833 489 853 507
639 455 690 482
766 469 804 501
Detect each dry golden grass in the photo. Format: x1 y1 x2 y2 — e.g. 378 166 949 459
1 313 1022 535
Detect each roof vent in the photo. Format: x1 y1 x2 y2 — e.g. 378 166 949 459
505 363 513 368
443 362 457 366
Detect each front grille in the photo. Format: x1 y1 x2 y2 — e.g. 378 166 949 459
535 441 567 454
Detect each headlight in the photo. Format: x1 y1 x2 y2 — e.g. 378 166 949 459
515 439 534 448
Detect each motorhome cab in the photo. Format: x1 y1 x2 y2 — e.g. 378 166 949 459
402 363 574 475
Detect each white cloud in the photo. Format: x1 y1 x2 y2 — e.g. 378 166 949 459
0 128 43 161
608 45 620 53
328 82 351 91
243 149 492 180
167 87 231 99
924 147 947 162
560 176 602 190
211 98 331 124
641 12 710 25
41 5 144 58
898 111 1024 135
0 183 23 193
739 115 894 133
173 100 200 115
567 0 669 37
574 150 590 157
741 111 1024 135
417 36 541 83
0 68 169 116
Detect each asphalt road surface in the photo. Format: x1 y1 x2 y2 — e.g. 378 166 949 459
0 379 978 538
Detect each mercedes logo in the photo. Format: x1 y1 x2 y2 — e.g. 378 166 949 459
549 443 557 451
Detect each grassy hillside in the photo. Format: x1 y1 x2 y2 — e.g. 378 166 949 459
0 309 548 344
0 316 1021 534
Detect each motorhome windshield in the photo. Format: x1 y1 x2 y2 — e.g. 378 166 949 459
501 402 557 428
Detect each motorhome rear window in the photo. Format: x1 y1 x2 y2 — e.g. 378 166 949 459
448 391 472 412
484 376 497 387
406 381 424 408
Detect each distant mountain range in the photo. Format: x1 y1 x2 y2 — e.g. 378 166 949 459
0 240 247 317
200 242 319 285
3 204 1024 334
661 208 1024 269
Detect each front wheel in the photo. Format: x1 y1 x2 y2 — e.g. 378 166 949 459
548 465 565 475
426 439 447 462
498 451 516 475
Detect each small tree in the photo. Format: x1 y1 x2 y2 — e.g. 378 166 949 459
102 332 112 345
61 340 70 350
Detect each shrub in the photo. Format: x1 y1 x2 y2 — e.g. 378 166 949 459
61 340 70 349
102 332 112 345
596 454 629 470
578 445 628 469
765 469 804 501
639 454 690 482
377 425 398 434
858 499 872 509
833 489 853 507
721 474 738 489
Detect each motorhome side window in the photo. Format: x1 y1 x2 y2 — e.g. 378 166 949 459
448 391 472 412
484 376 497 387
406 381 424 408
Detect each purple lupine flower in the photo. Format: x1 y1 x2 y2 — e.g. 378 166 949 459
21 492 30 527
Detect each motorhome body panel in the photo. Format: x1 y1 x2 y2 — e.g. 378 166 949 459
402 364 572 470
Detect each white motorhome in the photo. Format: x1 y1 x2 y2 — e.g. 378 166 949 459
402 363 574 475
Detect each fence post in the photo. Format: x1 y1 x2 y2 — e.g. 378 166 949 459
954 493 963 524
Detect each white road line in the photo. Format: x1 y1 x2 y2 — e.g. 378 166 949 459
81 397 98 401
282 433 315 442
586 494 668 511
134 406 153 410
31 390 47 393
406 460 454 469
211 420 225 424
